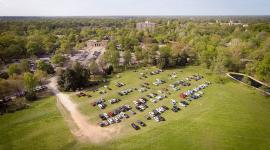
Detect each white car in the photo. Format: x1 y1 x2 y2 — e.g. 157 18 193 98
149 112 155 117
107 118 115 124
153 116 160 122
171 99 176 105
133 100 139 105
98 103 105 109
151 99 157 103
179 102 187 107
103 113 109 119
138 98 146 104
113 117 120 123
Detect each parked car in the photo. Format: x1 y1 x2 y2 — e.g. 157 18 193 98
171 106 180 112
137 120 146 127
131 123 140 130
129 110 136 115
99 121 109 127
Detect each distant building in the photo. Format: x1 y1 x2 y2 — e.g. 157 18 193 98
136 21 156 31
86 40 108 48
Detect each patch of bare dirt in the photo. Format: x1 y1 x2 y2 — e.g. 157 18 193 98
48 77 121 143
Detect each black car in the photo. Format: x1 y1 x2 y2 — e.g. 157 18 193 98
137 120 146 127
161 105 169 110
145 115 151 120
171 106 180 112
129 110 136 115
181 101 189 105
135 106 144 112
131 123 140 130
99 114 106 120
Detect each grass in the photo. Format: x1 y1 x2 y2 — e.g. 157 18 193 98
0 96 77 150
0 66 270 150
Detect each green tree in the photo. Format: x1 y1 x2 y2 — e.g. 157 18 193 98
20 59 30 73
51 54 66 66
36 60 55 74
34 70 47 84
256 55 270 82
58 62 90 91
7 64 21 77
88 61 100 78
23 72 38 100
123 50 132 67
158 46 171 69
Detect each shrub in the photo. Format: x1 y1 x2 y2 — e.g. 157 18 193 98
214 75 229 84
0 72 9 79
25 92 37 101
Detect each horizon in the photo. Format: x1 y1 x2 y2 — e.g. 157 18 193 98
0 0 270 16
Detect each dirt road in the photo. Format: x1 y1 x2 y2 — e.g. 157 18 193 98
48 77 119 143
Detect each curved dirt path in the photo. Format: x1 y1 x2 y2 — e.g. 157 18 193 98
48 77 119 143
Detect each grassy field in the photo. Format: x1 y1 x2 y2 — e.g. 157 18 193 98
0 66 270 150
0 96 77 150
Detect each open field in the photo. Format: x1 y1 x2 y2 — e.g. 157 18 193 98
0 96 77 150
1 66 270 150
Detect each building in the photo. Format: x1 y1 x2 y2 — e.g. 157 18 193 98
86 40 108 48
136 21 156 31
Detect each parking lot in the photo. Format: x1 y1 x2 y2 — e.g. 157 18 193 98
71 66 212 134
69 46 106 65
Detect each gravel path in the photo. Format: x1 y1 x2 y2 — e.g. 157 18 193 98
48 77 118 143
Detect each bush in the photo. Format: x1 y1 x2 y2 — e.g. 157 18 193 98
25 92 37 101
0 72 9 79
37 60 55 74
214 75 229 84
58 63 90 91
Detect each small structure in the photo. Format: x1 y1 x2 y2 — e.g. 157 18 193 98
136 21 156 31
86 40 108 48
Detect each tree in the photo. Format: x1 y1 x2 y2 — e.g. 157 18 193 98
158 46 171 69
104 48 120 70
26 34 45 56
256 55 270 82
123 50 132 67
7 64 21 77
134 46 143 62
36 60 55 74
0 72 9 79
58 62 90 91
51 54 66 66
104 65 113 75
20 59 30 73
88 61 100 78
23 72 38 101
34 70 47 84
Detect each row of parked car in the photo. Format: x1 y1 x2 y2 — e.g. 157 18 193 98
115 82 125 87
118 88 133 96
133 98 148 112
99 104 134 127
189 74 204 81
153 79 166 86
131 120 146 130
149 106 169 122
91 98 106 109
150 69 164 75
181 82 210 99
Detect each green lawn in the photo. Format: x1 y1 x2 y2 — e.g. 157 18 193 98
1 66 270 150
0 96 77 150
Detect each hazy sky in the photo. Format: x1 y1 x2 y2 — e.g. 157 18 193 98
0 0 270 16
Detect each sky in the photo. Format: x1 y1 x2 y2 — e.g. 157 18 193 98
0 0 270 16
